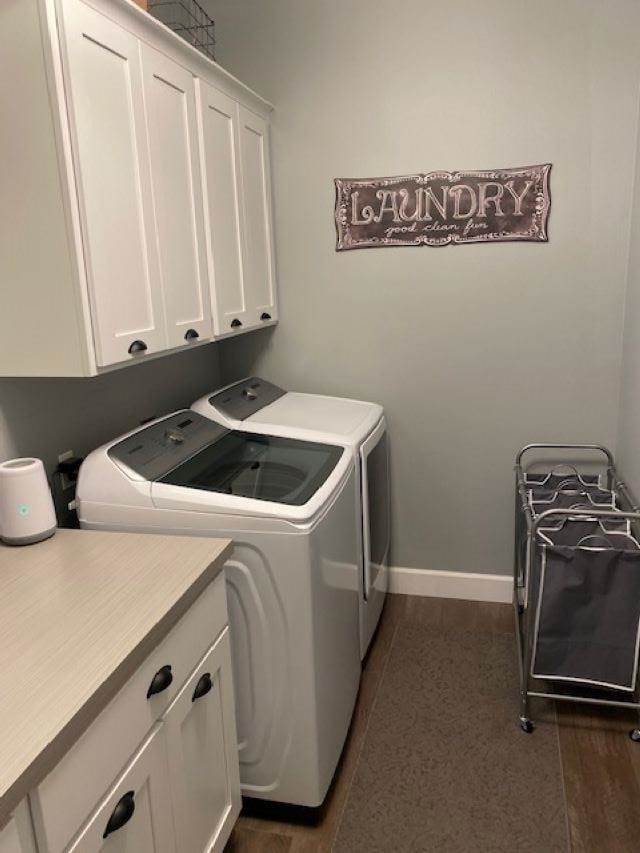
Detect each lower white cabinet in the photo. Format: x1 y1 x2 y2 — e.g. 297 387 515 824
0 801 37 853
28 576 240 853
30 579 227 853
67 726 175 853
164 629 241 853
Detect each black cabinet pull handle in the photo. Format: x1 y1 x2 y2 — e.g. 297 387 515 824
184 328 199 341
128 340 148 355
260 312 272 321
146 664 173 699
192 672 213 702
230 318 242 328
103 791 135 838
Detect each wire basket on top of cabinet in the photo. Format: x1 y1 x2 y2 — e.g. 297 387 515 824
148 0 215 61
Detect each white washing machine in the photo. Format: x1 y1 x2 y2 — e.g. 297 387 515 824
192 378 390 658
77 410 361 808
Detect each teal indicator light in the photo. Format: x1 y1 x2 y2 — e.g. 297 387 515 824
18 504 30 516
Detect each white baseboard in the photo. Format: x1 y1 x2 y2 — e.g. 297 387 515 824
389 566 512 603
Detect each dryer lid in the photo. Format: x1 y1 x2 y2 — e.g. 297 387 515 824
246 392 381 439
156 430 343 507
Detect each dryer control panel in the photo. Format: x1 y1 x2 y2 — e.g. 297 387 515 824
108 411 228 481
207 377 286 421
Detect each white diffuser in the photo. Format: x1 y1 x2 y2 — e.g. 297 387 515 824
0 458 57 545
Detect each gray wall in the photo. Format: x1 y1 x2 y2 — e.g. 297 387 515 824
209 0 640 574
617 97 640 496
0 345 221 474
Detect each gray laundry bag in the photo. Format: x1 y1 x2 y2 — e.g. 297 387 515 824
532 544 640 691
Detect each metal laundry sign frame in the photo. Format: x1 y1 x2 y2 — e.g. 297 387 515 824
334 163 551 250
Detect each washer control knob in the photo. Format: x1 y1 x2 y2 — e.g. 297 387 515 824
164 428 185 445
242 388 257 401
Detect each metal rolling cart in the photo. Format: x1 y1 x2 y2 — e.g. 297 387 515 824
514 443 640 739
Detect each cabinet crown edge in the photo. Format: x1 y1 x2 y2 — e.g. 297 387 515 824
50 0 275 117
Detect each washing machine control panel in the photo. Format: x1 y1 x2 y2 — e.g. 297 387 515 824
163 427 185 446
108 412 228 481
208 377 286 421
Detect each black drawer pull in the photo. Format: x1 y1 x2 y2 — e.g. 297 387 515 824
230 318 242 328
128 340 147 355
146 664 173 699
260 312 272 321
103 791 135 838
184 328 199 341
192 672 213 701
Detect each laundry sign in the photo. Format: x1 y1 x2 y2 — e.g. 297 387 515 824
334 164 551 250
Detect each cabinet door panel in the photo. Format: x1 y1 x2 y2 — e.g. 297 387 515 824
237 106 277 325
0 801 36 853
59 0 166 366
67 726 175 853
141 46 212 348
164 629 240 853
197 83 248 335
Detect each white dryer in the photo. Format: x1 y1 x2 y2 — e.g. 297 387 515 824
192 378 390 658
77 411 361 808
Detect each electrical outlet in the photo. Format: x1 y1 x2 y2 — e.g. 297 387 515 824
51 461 80 529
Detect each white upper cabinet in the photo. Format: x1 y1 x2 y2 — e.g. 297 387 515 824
0 0 275 376
237 106 278 328
198 86 278 338
141 44 213 348
198 83 248 336
58 0 167 366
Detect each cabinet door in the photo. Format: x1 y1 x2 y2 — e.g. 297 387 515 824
164 629 240 853
59 0 167 366
0 801 37 853
141 45 212 349
237 106 278 327
67 725 175 853
197 82 248 336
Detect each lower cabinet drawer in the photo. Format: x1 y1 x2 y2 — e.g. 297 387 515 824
31 574 228 853
67 724 175 853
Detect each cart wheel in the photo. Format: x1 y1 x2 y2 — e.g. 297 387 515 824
520 719 535 734
629 729 640 742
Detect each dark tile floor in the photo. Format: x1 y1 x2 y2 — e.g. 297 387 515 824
225 595 640 852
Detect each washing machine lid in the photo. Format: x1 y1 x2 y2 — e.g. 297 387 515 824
106 410 351 523
157 430 343 506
